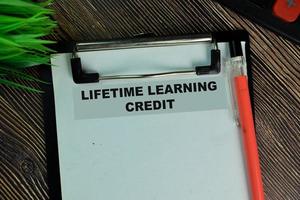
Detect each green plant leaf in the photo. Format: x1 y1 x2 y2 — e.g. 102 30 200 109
0 14 54 33
0 0 52 16
0 0 56 92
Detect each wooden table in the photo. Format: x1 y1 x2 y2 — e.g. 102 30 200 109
0 0 299 199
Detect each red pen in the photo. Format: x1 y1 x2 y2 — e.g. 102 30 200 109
234 73 265 200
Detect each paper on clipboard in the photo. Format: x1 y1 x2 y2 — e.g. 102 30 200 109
50 39 250 200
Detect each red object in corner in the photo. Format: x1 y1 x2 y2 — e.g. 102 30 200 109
234 76 265 200
273 0 300 22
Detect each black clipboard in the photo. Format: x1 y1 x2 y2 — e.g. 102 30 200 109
41 30 256 200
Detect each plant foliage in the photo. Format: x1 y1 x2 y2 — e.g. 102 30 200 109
0 0 56 92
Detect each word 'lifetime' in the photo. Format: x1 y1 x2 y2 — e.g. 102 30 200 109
81 81 217 112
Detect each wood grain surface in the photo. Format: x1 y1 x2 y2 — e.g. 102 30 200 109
0 0 299 199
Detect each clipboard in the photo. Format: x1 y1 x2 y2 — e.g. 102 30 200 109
44 30 264 200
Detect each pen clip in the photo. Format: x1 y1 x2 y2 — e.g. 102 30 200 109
226 56 247 126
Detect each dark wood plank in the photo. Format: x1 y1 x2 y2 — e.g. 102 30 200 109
1 0 299 199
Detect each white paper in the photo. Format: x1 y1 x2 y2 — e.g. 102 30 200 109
51 41 249 200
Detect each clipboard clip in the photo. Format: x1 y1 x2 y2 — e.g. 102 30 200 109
70 35 220 84
71 52 100 84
